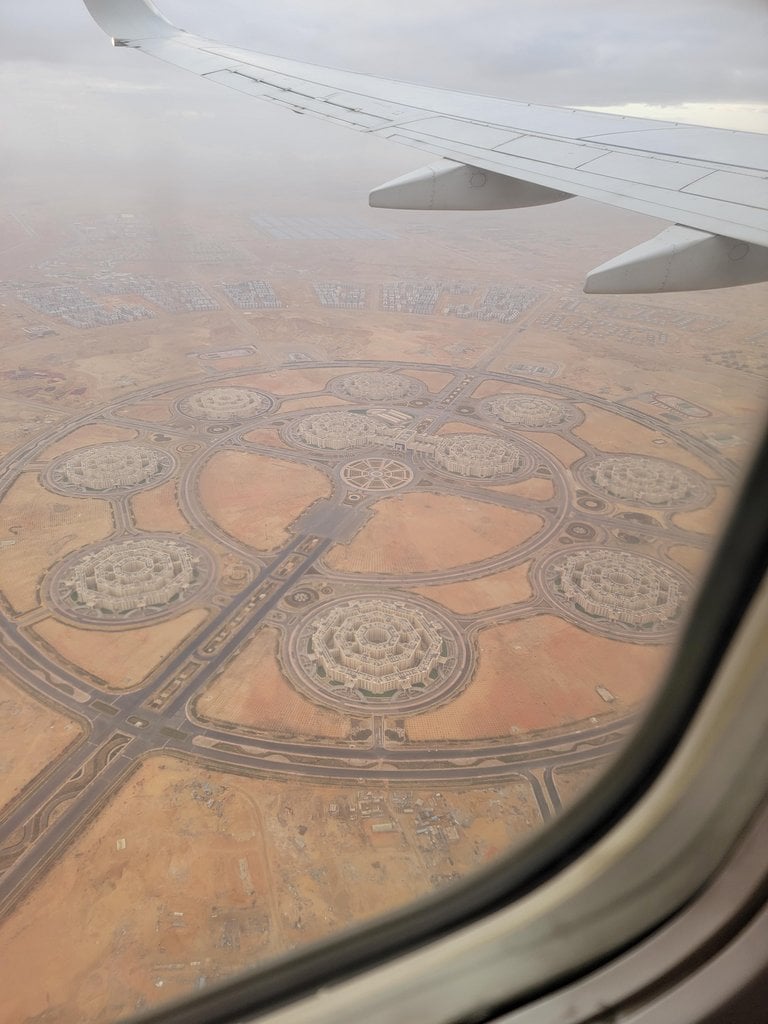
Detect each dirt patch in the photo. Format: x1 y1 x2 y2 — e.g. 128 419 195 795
236 369 338 394
411 563 533 614
574 407 718 477
0 673 83 813
532 432 586 467
33 609 209 691
0 473 114 613
198 451 331 552
132 480 190 534
40 425 138 461
668 545 711 575
672 486 735 536
489 477 555 501
553 758 613 809
0 755 540 1024
194 626 349 740
437 421 493 436
406 370 455 393
117 400 173 423
242 427 291 449
280 396 349 412
407 615 671 741
325 493 543 576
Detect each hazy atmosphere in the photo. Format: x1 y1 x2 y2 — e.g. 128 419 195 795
0 3 766 1022
2 0 767 201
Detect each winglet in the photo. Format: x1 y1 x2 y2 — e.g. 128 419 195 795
82 0 178 42
585 225 768 294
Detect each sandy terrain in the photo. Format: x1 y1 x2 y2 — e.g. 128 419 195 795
411 563 533 614
490 477 555 501
0 755 540 1024
194 626 349 740
668 545 711 576
40 424 138 461
407 615 671 741
116 400 173 423
0 398 69 458
132 480 190 534
198 451 331 552
531 433 586 467
242 426 291 449
437 421 494 436
553 758 613 809
325 493 543 576
0 473 114 613
237 369 339 395
0 672 83 813
407 370 455 392
279 396 349 412
33 609 209 691
672 486 736 536
574 407 719 477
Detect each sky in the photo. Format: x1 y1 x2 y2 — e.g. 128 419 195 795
0 0 766 206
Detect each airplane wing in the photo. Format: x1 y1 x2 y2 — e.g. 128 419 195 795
82 0 768 293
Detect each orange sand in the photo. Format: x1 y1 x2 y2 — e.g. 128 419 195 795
0 474 113 613
116 400 172 423
574 406 718 477
33 609 209 691
236 369 337 394
672 486 735 536
407 615 671 741
0 672 83 812
532 433 586 467
412 563 533 614
243 427 290 449
668 545 711 576
194 626 349 739
280 396 349 412
40 425 138 461
490 477 555 501
131 480 190 534
437 421 493 436
325 493 543 575
198 451 331 552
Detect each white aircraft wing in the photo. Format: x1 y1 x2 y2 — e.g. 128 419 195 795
82 0 768 293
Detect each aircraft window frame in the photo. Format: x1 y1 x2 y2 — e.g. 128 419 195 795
124 413 768 1024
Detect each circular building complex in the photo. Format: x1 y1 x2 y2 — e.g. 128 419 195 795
341 457 414 492
430 433 533 481
48 536 213 623
289 411 382 451
330 372 424 404
482 393 575 430
46 444 175 496
179 388 271 421
577 455 710 509
290 596 465 712
541 547 689 639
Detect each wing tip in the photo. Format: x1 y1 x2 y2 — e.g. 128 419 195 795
82 0 177 41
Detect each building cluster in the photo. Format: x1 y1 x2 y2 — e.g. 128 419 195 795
551 549 685 629
59 538 201 616
380 281 443 315
313 282 368 309
90 274 219 313
444 285 540 324
536 310 667 347
292 410 383 451
327 791 464 849
432 433 528 479
180 387 270 421
330 371 423 403
306 598 448 695
483 393 570 429
222 281 282 309
583 455 702 507
50 443 171 494
15 284 154 329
